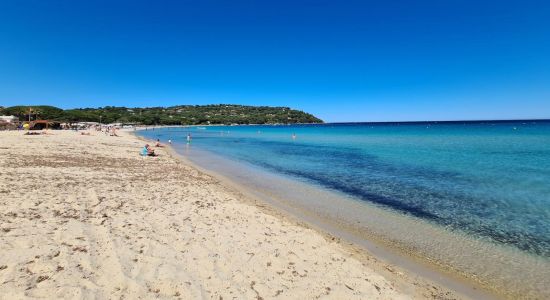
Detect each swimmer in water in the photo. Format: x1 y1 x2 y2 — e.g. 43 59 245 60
187 133 192 144
292 133 296 140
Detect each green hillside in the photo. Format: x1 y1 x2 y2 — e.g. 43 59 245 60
1 104 323 125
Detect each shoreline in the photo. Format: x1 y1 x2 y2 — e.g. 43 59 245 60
132 130 501 299
134 125 550 300
0 129 436 299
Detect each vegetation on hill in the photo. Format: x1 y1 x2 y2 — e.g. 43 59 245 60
2 106 64 121
1 105 323 125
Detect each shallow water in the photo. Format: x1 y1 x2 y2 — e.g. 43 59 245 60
138 121 550 297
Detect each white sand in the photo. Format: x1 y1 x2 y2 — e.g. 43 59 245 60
0 130 460 299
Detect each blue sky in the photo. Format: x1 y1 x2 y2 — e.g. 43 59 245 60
0 0 549 122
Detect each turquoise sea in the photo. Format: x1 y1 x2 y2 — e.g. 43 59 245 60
138 121 550 297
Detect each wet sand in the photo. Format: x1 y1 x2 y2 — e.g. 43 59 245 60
1 129 464 299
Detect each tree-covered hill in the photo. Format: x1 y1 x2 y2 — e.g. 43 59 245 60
2 106 64 121
1 104 323 125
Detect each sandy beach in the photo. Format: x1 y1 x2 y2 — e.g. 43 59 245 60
0 130 464 299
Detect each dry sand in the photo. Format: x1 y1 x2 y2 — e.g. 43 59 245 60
0 130 461 299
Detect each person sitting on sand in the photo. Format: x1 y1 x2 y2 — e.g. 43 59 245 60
141 144 157 156
147 144 157 156
155 139 164 147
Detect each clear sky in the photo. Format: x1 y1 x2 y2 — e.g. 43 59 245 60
0 0 549 122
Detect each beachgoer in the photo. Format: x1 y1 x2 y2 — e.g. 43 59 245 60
292 133 296 140
141 144 156 156
168 139 172 145
155 139 164 147
187 133 192 144
148 144 156 155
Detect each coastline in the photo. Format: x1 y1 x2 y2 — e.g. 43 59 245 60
131 130 503 299
1 129 444 299
177 156 497 297
135 124 550 300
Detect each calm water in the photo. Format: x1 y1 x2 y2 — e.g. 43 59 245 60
138 121 550 259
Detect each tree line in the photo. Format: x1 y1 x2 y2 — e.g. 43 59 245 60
0 104 323 125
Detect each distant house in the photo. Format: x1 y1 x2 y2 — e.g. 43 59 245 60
0 115 18 123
